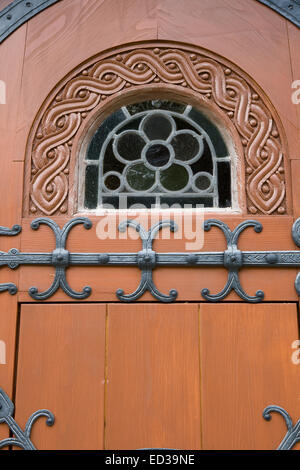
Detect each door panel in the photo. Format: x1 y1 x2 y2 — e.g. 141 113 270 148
200 303 300 450
105 303 201 450
14 304 106 450
12 302 300 450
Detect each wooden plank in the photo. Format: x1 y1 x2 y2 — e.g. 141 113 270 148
200 303 300 450
105 303 201 450
15 0 159 165
287 21 300 158
0 24 26 442
291 160 300 218
17 215 298 302
158 0 298 158
14 303 106 450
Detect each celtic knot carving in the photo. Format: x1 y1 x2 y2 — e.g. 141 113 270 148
26 44 287 216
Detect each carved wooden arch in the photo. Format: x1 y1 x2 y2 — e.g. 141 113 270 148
24 41 289 217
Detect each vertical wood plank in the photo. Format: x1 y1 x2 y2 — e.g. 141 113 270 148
14 303 106 450
0 25 26 442
287 21 300 158
200 303 300 450
105 303 201 450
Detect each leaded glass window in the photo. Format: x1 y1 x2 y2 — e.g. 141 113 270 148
81 100 232 210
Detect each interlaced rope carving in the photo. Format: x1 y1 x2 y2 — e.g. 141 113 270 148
27 45 286 216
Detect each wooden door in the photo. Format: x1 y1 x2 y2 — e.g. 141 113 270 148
12 302 300 450
1 0 300 451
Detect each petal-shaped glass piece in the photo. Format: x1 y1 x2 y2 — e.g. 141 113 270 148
160 164 189 191
142 113 173 141
171 132 202 162
115 131 145 162
126 163 156 191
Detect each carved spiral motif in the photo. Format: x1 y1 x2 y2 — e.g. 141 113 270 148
28 46 286 215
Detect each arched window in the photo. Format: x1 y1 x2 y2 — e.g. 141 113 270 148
80 100 232 211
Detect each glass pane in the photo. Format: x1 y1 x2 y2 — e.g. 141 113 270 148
217 161 231 207
160 197 213 208
127 197 156 208
85 165 98 208
116 132 145 161
171 133 199 161
160 164 189 191
104 173 121 191
127 100 186 115
145 144 170 167
126 163 155 191
195 173 212 191
188 108 228 158
83 99 232 210
87 109 126 160
143 114 172 140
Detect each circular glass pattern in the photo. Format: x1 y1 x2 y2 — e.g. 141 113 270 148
145 143 170 168
83 100 231 209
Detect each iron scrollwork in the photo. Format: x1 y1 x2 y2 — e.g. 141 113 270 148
1 216 300 301
201 219 264 302
0 388 54 450
0 224 21 295
28 218 92 300
263 405 300 450
116 219 178 302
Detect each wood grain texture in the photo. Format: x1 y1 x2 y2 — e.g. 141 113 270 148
157 0 298 159
287 21 300 159
14 303 106 450
105 303 201 450
291 160 300 218
200 303 300 450
15 0 159 167
0 25 26 441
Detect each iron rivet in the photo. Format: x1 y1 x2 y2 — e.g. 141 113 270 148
266 253 277 264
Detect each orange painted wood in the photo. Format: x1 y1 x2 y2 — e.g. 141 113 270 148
17 215 297 302
200 303 300 450
287 21 300 158
15 0 159 166
157 0 298 158
0 24 26 442
105 303 201 450
14 303 106 450
291 160 300 218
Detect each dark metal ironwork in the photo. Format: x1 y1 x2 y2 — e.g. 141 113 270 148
28 217 92 300
0 0 61 43
257 0 300 28
0 387 54 450
0 223 21 295
116 219 178 302
201 219 265 302
1 216 300 301
263 405 300 450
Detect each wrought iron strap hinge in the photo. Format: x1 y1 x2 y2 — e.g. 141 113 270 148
1 217 300 302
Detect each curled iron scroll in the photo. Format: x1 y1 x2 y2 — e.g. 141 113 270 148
0 388 54 450
29 217 92 300
202 219 264 302
116 220 178 302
